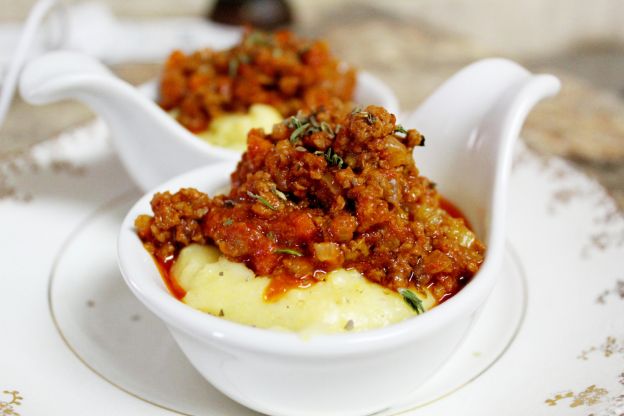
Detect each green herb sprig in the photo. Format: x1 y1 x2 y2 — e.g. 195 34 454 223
246 191 277 210
398 288 425 315
290 123 309 143
314 147 345 168
394 124 408 136
273 248 303 256
284 113 336 143
271 185 288 201
351 107 377 125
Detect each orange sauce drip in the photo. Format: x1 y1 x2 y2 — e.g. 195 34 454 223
263 274 315 302
155 257 186 300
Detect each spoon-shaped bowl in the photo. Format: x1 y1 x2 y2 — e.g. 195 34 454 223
118 59 559 415
19 50 400 190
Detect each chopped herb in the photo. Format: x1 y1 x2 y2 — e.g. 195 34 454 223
284 114 303 129
228 58 239 78
320 121 334 137
267 231 277 242
290 123 309 143
273 248 303 256
246 190 277 210
394 124 408 136
351 108 377 125
218 309 224 316
295 146 307 152
223 218 233 226
344 319 354 331
398 288 425 314
309 115 320 128
218 271 224 276
271 185 288 201
286 113 337 143
315 147 345 168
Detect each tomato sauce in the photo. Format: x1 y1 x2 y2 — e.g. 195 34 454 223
137 105 486 303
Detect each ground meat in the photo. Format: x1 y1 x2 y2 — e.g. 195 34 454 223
136 105 486 303
159 29 356 133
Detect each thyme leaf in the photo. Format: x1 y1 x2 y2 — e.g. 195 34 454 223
320 121 335 137
271 185 288 201
290 123 310 143
366 113 378 125
273 248 303 256
394 124 408 136
351 107 377 125
223 218 233 226
398 288 425 315
314 147 345 168
285 112 339 143
284 113 303 129
309 115 320 128
246 191 277 210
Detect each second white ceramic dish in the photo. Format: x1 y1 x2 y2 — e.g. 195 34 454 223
19 50 400 190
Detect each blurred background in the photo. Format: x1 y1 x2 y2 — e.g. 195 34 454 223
1 0 623 206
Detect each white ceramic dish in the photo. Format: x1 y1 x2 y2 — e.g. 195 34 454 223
117 58 559 416
2 119 623 415
50 191 527 415
19 50 400 191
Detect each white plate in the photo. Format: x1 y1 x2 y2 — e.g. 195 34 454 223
1 120 623 415
47 190 526 415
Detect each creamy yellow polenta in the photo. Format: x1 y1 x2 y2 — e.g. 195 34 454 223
171 244 434 334
172 104 281 151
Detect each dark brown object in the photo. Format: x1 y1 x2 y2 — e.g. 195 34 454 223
210 0 293 29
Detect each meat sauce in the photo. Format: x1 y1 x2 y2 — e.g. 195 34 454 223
159 29 356 133
155 197 474 303
136 104 486 304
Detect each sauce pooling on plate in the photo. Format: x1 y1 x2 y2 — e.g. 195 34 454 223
136 104 486 307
